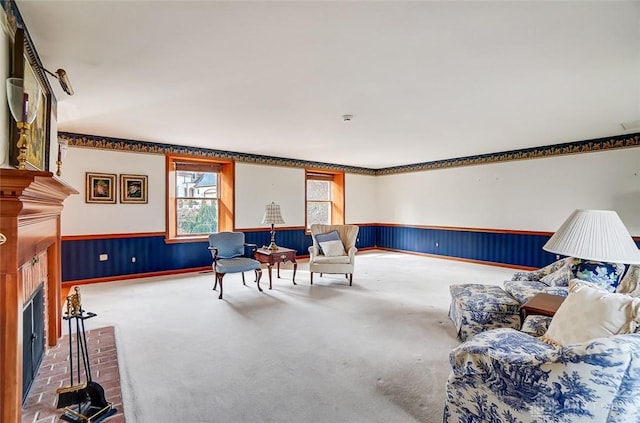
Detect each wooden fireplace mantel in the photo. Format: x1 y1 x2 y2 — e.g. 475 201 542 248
0 169 78 423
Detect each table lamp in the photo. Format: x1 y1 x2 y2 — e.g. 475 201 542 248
262 202 285 250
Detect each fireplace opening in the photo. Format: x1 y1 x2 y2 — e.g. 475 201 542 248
22 284 45 403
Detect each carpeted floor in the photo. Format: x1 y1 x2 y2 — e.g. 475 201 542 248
77 251 516 423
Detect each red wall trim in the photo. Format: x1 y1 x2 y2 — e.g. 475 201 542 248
62 232 165 241
375 223 554 236
58 229 640 244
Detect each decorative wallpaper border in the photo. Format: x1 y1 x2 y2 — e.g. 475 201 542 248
58 132 377 176
60 131 640 176
376 132 640 175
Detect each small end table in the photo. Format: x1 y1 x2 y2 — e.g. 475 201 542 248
254 247 297 289
521 293 565 320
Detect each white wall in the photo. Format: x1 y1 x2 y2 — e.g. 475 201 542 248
377 148 640 235
62 153 380 235
346 173 377 224
60 144 640 236
60 148 166 235
235 163 305 229
235 164 379 228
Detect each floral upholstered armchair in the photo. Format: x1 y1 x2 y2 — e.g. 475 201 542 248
503 257 628 305
444 329 640 423
502 257 574 305
444 280 640 423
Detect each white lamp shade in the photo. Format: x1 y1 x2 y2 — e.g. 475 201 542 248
261 202 285 225
543 209 640 264
6 77 41 124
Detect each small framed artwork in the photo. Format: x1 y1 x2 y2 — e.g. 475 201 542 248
120 174 148 204
86 173 116 204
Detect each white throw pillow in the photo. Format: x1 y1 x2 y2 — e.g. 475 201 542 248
543 279 640 346
319 239 346 257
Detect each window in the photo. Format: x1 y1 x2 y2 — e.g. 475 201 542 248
166 155 234 241
305 169 344 229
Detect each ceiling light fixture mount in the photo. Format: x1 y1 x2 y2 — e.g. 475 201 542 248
342 114 353 122
42 67 74 96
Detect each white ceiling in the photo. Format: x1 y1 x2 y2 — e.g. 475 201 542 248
15 0 640 169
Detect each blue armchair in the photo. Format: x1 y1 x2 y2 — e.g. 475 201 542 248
208 232 263 299
444 328 640 423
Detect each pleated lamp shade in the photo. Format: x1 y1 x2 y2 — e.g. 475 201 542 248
543 209 640 264
261 202 285 225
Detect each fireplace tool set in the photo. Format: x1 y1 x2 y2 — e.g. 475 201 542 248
56 287 116 423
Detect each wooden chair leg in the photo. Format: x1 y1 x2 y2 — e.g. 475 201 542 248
310 272 313 285
349 273 353 286
256 269 263 292
242 272 246 285
217 273 224 299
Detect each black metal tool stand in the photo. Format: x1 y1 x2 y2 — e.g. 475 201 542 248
57 287 117 423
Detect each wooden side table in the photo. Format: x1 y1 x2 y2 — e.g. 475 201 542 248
254 247 297 289
521 293 566 320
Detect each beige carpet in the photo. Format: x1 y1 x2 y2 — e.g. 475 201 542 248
78 251 516 423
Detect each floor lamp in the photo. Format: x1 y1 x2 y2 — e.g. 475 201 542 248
543 209 640 265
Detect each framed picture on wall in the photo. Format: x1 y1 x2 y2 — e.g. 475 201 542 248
86 173 117 203
23 61 48 170
120 174 148 204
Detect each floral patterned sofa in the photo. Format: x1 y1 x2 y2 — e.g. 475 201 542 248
449 260 639 342
503 257 629 306
444 328 640 423
444 271 640 423
502 257 574 305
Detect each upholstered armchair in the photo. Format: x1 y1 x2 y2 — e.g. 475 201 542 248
446 279 640 422
308 224 359 285
208 232 262 299
504 258 630 306
503 257 574 305
444 328 640 423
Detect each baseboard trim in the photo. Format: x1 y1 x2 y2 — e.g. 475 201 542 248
62 266 212 287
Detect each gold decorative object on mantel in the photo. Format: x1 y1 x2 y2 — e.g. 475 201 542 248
5 77 41 169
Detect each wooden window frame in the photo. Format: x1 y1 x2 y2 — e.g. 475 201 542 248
305 169 345 231
166 154 234 243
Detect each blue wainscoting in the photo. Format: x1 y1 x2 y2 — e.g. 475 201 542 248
61 226 378 283
376 225 558 269
61 225 640 283
61 235 212 282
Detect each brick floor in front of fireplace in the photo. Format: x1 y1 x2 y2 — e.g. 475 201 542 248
22 326 125 423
